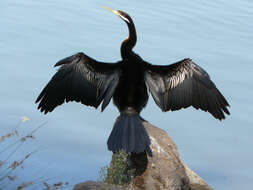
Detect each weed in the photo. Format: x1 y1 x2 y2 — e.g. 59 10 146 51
98 150 135 186
0 116 70 190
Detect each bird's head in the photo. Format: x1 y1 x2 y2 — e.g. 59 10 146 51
104 6 132 24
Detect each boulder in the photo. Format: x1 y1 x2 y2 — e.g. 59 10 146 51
73 181 125 190
73 122 213 190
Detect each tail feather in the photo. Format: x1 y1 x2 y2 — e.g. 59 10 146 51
112 117 124 151
128 117 136 151
107 114 151 156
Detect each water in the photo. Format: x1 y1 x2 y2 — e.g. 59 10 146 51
0 0 252 189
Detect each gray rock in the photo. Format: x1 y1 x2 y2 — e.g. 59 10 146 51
73 122 213 190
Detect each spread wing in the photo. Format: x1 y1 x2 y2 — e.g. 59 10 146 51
36 52 121 114
144 58 230 120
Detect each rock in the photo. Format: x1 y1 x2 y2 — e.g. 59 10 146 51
73 181 125 190
129 122 213 190
183 164 213 190
73 122 213 190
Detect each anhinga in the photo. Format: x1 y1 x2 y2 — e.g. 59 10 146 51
36 7 230 156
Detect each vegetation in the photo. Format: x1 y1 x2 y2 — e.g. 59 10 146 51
98 150 135 186
0 116 69 190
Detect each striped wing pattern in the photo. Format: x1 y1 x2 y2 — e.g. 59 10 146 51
144 58 230 120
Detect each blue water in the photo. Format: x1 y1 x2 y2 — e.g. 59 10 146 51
0 0 252 189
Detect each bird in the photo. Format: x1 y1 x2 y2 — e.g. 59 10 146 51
35 7 230 156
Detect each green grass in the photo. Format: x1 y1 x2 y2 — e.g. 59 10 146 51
98 150 135 186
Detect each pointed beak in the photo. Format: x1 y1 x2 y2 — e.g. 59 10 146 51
104 6 130 23
104 6 120 16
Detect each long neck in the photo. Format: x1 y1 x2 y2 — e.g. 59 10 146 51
121 21 137 59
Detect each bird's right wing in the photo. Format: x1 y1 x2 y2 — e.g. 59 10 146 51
144 58 230 120
36 52 121 114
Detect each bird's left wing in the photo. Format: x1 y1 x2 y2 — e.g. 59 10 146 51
144 58 230 120
36 52 121 114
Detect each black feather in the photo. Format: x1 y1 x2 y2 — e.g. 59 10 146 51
144 59 230 120
35 52 121 114
107 114 151 156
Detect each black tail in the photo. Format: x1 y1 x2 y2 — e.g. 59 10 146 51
107 114 152 156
